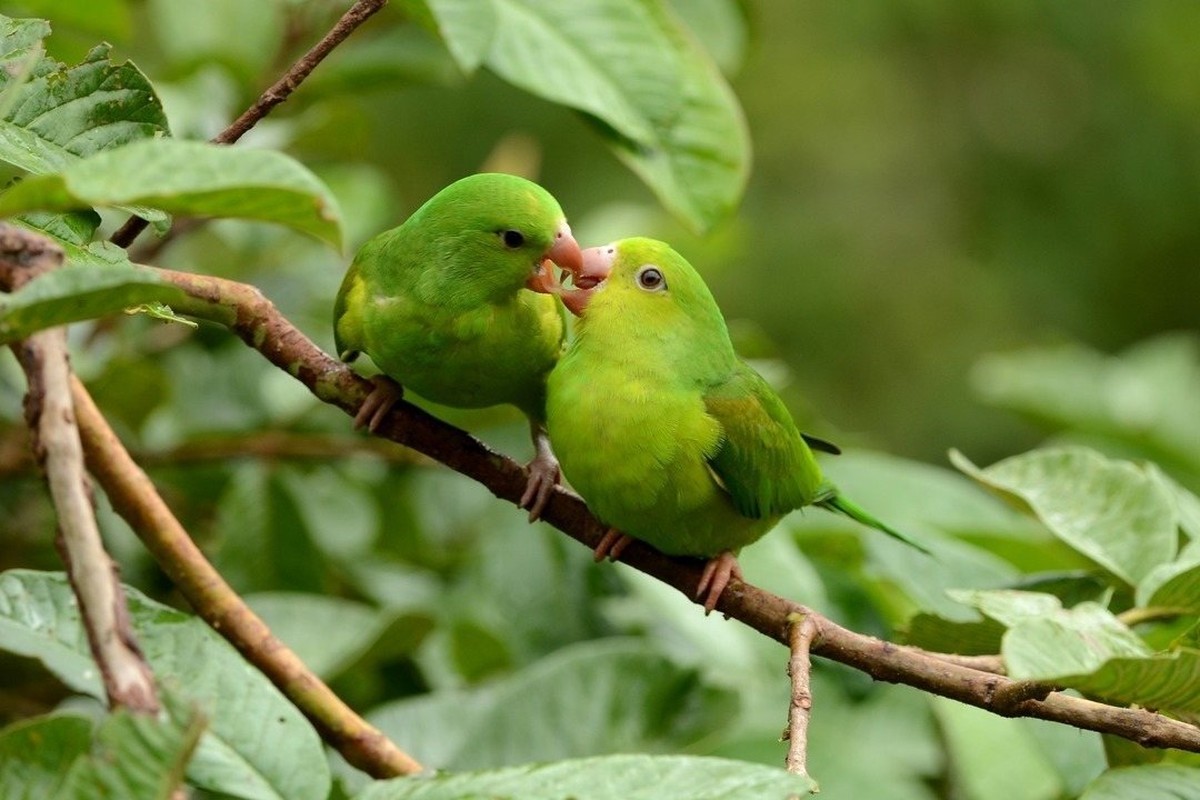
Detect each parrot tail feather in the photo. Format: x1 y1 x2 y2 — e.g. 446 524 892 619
818 494 932 555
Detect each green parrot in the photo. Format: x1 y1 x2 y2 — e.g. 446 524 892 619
544 237 928 612
334 173 583 519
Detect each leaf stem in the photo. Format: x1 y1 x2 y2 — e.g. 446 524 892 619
110 0 388 249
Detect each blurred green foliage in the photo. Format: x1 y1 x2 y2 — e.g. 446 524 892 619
1 1 1199 798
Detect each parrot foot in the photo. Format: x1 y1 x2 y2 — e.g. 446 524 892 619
696 551 743 615
519 452 561 521
593 528 633 562
520 423 562 522
355 376 404 432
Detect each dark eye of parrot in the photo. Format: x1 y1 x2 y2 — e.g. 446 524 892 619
636 265 666 292
500 230 525 249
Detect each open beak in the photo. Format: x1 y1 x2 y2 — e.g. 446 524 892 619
526 220 583 293
559 244 615 316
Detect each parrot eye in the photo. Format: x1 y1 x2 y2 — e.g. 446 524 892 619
636 265 666 292
500 230 525 249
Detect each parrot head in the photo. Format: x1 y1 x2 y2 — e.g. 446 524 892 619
414 173 582 299
551 237 730 348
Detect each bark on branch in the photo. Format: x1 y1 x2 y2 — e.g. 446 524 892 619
147 266 1200 755
0 226 159 714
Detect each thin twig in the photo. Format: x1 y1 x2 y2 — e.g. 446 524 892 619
67 377 424 778
1 226 158 714
110 0 388 249
138 266 1200 754
784 613 817 781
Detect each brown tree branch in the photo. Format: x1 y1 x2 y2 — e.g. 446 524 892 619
784 613 816 781
0 227 159 714
68 375 425 778
110 0 388 249
144 266 1200 754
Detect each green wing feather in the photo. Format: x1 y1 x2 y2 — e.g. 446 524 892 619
702 362 825 519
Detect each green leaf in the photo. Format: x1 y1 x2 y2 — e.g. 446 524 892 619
598 2 750 232
952 589 1200 715
424 0 749 232
243 592 400 680
1136 538 1200 613
0 709 204 800
0 261 185 344
1080 765 1200 800
931 698 1065 800
971 335 1200 470
0 18 169 175
0 570 331 800
950 447 1177 585
418 0 496 74
669 0 749 76
57 704 205 800
368 638 736 770
0 139 344 246
0 715 92 800
356 754 816 799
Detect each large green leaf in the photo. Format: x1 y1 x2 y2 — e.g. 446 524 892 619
931 698 1066 800
1136 538 1200 613
1079 765 1200 800
356 755 816 799
951 447 1177 585
0 17 169 175
0 570 331 800
971 335 1200 469
421 0 749 232
0 261 185 345
0 138 344 246
953 589 1200 715
604 1 750 233
59 705 205 800
0 709 204 800
0 715 92 800
242 592 427 681
367 638 736 770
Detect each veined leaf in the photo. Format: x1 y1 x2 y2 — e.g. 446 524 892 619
357 754 816 799
0 139 344 247
951 447 1177 585
0 261 185 344
0 706 205 800
1136 538 1200 613
367 638 735 771
421 0 749 232
0 16 169 176
1080 764 1200 800
0 715 92 800
952 589 1200 716
0 570 330 800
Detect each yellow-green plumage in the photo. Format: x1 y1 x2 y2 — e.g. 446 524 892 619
334 173 582 518
547 237 925 609
334 173 568 421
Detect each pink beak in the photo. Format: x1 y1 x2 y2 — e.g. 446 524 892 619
559 244 615 316
526 220 583 293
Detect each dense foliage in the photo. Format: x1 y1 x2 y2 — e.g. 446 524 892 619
1 2 1198 798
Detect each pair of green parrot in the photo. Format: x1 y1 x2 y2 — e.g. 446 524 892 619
334 173 926 612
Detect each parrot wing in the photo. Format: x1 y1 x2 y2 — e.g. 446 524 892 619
702 362 826 519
